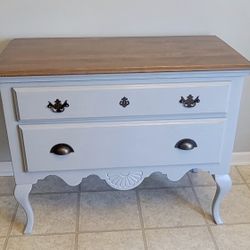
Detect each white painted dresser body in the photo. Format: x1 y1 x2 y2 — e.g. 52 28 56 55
0 71 246 182
0 36 249 233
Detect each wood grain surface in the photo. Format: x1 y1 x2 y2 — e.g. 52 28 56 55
0 36 249 77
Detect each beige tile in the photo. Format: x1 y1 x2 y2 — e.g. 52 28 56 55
0 177 15 195
0 196 17 236
32 175 79 194
81 175 114 192
237 165 250 183
138 172 191 189
188 171 215 186
79 191 140 232
230 166 245 184
211 224 250 250
0 238 6 249
195 184 250 224
146 227 216 250
139 188 206 228
6 234 75 250
12 193 77 235
78 231 144 250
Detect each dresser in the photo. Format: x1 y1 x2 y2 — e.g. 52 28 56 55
0 36 249 234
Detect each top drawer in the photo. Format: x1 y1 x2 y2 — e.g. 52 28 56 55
13 82 230 121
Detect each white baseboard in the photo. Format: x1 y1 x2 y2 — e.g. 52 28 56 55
0 161 13 176
0 152 249 177
231 152 250 166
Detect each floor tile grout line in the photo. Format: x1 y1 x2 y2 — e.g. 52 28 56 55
206 225 219 250
190 183 220 250
209 221 250 227
235 165 249 184
8 221 250 239
231 166 247 185
80 185 192 193
144 224 213 231
0 194 15 197
8 232 77 238
74 192 81 250
30 190 80 196
9 221 250 239
78 228 142 234
2 202 19 250
8 229 144 240
137 184 194 190
135 190 148 250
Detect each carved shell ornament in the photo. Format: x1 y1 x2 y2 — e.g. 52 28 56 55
106 171 144 190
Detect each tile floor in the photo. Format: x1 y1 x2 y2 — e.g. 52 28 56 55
0 166 250 249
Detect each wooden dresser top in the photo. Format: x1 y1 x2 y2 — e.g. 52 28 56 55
0 36 249 77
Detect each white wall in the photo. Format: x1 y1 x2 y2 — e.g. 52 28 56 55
0 0 250 151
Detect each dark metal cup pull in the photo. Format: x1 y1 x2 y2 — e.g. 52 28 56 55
50 143 74 155
47 99 69 113
179 95 200 108
119 97 130 108
175 139 197 150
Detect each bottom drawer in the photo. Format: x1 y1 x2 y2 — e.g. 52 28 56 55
19 120 225 172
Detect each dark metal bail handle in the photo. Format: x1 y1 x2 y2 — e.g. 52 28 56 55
119 97 130 108
47 99 69 113
179 95 200 108
175 138 197 150
50 143 74 155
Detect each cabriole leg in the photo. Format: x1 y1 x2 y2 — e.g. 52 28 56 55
14 184 34 234
212 174 232 224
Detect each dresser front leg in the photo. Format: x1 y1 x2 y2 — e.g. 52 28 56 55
14 184 34 234
212 174 232 224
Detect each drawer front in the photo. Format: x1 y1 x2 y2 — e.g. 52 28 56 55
19 120 225 172
13 82 230 120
